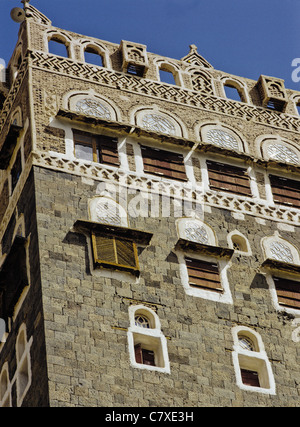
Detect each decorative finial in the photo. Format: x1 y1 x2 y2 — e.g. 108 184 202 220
189 44 198 53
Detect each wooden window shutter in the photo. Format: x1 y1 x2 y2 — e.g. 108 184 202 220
98 136 120 166
273 276 300 309
241 369 260 387
269 175 300 208
141 146 187 181
207 160 251 196
92 233 139 272
185 257 223 292
134 344 155 366
134 344 143 364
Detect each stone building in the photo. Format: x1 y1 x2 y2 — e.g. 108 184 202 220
0 1 299 407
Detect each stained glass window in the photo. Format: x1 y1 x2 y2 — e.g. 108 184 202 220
184 221 209 244
269 241 294 263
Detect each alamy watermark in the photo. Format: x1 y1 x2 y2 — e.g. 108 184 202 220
291 58 300 83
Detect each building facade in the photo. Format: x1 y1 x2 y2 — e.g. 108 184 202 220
0 2 300 406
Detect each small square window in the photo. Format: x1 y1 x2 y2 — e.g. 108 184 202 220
73 130 119 166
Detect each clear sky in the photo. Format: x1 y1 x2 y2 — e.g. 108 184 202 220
0 0 300 91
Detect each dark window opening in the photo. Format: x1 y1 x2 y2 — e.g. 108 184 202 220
185 257 223 292
0 236 28 328
273 276 300 309
127 64 144 77
11 150 22 194
269 174 300 208
73 131 119 166
134 344 155 366
207 160 251 196
141 145 187 181
241 369 260 387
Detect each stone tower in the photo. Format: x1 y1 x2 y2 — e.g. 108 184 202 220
0 1 299 407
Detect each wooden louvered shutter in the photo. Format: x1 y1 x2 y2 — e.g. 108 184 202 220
185 258 223 292
98 136 120 166
269 175 300 208
92 235 116 264
273 276 300 309
115 238 138 268
141 146 187 181
207 160 251 196
241 369 260 387
92 233 138 272
142 349 155 366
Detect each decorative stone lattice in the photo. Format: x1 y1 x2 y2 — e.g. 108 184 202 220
142 113 176 136
269 241 294 263
206 129 240 151
76 98 111 120
95 199 122 226
267 144 299 165
185 221 209 244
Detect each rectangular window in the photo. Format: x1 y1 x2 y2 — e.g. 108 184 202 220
207 160 251 196
269 175 300 208
185 257 223 292
273 276 300 309
91 233 139 273
0 237 28 324
73 130 119 166
241 369 260 387
134 344 155 366
11 150 22 194
141 145 186 181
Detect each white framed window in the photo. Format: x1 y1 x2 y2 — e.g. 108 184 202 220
16 324 32 406
227 230 252 255
232 326 276 395
0 362 11 407
127 305 170 373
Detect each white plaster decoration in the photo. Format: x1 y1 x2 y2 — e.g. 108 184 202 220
15 324 33 407
127 305 170 374
89 196 128 227
142 113 176 136
227 230 252 255
176 250 233 304
261 235 299 265
176 218 216 245
267 143 299 165
231 326 276 395
206 128 240 151
75 98 111 120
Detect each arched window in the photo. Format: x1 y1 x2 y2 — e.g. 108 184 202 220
84 45 104 67
48 36 69 58
232 326 276 394
262 236 299 265
142 113 176 136
261 138 300 166
176 218 217 246
16 325 32 406
200 124 245 153
0 363 11 407
75 98 111 120
227 231 251 255
127 305 170 373
222 78 248 103
89 196 128 227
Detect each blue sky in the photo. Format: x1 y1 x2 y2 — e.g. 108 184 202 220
0 0 300 91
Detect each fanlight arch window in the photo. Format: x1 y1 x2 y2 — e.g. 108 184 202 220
176 218 217 246
262 236 299 265
262 139 300 165
142 113 176 136
201 125 244 152
75 98 112 120
232 326 276 394
227 231 251 255
89 196 128 227
127 305 170 373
